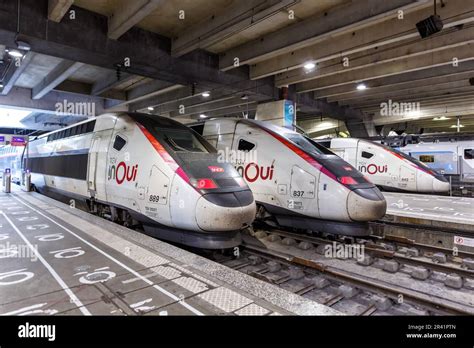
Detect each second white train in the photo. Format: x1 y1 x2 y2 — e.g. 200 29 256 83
322 138 450 193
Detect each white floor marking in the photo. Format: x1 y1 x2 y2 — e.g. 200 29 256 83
1 211 91 316
13 195 204 316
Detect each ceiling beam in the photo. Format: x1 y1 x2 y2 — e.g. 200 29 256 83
91 72 135 96
168 97 257 118
338 80 474 106
108 0 163 40
0 87 106 115
48 0 74 22
294 92 365 121
129 75 277 112
360 93 474 112
371 103 474 124
0 52 34 95
326 70 474 102
277 25 474 86
314 62 474 99
32 60 84 99
296 44 474 93
172 0 296 57
0 1 358 122
219 0 427 71
188 104 259 119
251 0 474 79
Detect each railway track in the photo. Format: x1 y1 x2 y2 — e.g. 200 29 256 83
208 226 474 316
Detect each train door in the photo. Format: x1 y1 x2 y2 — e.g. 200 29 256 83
88 137 99 194
460 146 474 182
147 165 170 206
88 133 111 200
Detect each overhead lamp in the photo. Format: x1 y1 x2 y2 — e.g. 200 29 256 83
450 124 464 128
303 62 316 70
433 116 449 121
202 92 210 98
7 49 23 58
16 40 31 51
416 1 443 38
199 114 207 118
356 83 367 90
240 94 249 100
0 83 3 88
147 107 154 111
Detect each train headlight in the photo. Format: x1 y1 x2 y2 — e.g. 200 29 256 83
338 176 358 185
191 178 218 190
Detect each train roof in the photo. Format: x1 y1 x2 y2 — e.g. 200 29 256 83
37 112 191 140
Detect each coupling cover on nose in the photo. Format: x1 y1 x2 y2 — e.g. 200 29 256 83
432 178 450 193
347 188 387 221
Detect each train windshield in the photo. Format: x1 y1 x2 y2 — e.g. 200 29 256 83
129 113 215 154
284 133 334 155
283 133 370 187
155 128 209 153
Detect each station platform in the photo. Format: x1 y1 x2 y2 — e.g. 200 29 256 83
0 188 340 316
383 192 474 231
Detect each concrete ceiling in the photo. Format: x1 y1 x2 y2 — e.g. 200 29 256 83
0 0 472 138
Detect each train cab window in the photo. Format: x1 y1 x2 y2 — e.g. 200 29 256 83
113 135 127 151
238 139 255 151
465 149 474 160
361 151 374 159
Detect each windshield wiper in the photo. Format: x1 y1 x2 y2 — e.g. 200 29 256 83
165 136 190 152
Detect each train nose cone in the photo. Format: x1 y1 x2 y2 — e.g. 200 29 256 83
433 178 450 193
347 188 387 221
195 191 256 231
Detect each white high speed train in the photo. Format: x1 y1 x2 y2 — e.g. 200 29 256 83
26 113 256 249
191 119 387 237
319 138 450 193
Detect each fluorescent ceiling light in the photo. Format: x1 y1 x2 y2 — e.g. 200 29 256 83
147 107 154 111
199 114 207 118
433 116 449 121
202 92 210 98
7 50 23 58
450 124 464 128
356 83 367 90
303 62 316 70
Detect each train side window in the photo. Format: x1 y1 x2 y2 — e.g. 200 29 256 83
419 155 434 163
465 149 474 160
238 139 255 151
361 151 374 159
113 135 127 151
65 128 71 138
